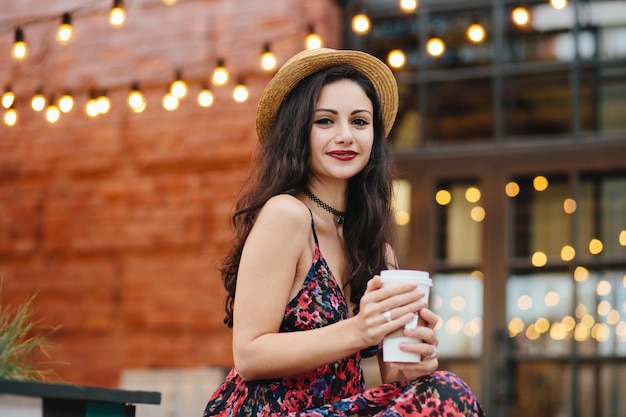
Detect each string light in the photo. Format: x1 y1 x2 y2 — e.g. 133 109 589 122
305 25 323 49
3 0 523 130
84 93 99 118
2 88 15 109
351 13 371 35
110 0 126 27
11 27 28 62
31 91 46 112
550 0 568 10
232 80 249 103
45 101 61 124
57 13 73 44
169 72 188 99
127 83 146 113
96 92 111 114
163 93 179 111
426 37 446 57
466 23 486 43
511 7 531 27
3 107 18 127
387 49 406 69
58 92 74 113
198 85 214 107
260 43 277 72
211 59 229 86
399 0 418 13
0 8 347 127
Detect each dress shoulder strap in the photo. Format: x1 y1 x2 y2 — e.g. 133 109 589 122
307 208 320 247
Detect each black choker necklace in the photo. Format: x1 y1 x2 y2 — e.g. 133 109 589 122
304 189 345 225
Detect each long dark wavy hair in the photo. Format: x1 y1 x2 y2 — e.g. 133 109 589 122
221 65 396 327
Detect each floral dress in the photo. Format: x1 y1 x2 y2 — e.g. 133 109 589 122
204 216 485 417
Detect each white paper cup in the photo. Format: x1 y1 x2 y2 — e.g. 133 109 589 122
380 269 432 363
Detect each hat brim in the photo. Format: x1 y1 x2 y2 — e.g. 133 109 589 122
255 48 399 142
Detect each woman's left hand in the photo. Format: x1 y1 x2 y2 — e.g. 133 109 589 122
388 307 440 379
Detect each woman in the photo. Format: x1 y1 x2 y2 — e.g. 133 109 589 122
204 48 484 416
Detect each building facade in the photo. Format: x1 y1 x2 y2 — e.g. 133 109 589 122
341 1 626 416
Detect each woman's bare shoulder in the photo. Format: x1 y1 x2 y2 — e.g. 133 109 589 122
255 194 311 230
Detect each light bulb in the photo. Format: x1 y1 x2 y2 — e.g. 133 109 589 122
84 97 99 118
59 93 74 113
128 84 146 111
45 104 61 124
212 60 229 86
260 44 277 71
387 49 406 69
3 108 17 126
233 82 249 103
163 0 177 4
198 87 214 107
163 92 179 111
97 94 111 114
399 0 418 13
426 38 445 57
110 0 126 27
305 25 323 49
512 7 530 27
11 28 28 62
352 13 371 35
170 74 188 99
550 0 568 10
31 92 46 112
57 13 73 44
466 23 486 43
2 89 14 109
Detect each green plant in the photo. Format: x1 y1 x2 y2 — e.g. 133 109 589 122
0 294 61 381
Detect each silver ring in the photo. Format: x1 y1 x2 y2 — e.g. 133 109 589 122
383 310 392 322
426 346 438 360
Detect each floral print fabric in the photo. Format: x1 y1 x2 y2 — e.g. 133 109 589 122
204 217 485 417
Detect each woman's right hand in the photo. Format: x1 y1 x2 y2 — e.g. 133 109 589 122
355 275 426 347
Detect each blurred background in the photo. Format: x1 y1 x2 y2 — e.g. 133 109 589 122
1 0 625 416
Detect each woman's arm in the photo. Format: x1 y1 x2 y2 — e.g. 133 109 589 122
232 195 422 381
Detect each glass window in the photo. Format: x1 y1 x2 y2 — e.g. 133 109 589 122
346 0 626 149
509 175 572 261
502 71 572 138
582 0 626 60
578 173 626 261
366 14 418 70
505 2 576 63
391 82 421 149
426 8 493 69
581 64 626 134
574 268 626 356
507 273 574 356
432 272 484 358
424 78 493 144
435 181 484 265
392 179 412 266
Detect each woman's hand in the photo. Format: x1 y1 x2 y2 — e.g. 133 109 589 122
354 275 426 348
386 306 440 380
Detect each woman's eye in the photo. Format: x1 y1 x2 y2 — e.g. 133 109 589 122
314 117 333 125
353 118 369 126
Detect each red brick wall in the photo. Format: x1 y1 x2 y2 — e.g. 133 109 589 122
0 0 343 387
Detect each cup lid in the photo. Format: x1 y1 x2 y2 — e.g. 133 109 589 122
380 269 430 280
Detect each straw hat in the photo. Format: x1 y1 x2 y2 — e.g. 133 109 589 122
255 48 399 141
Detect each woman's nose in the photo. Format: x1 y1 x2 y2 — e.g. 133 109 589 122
335 120 354 143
